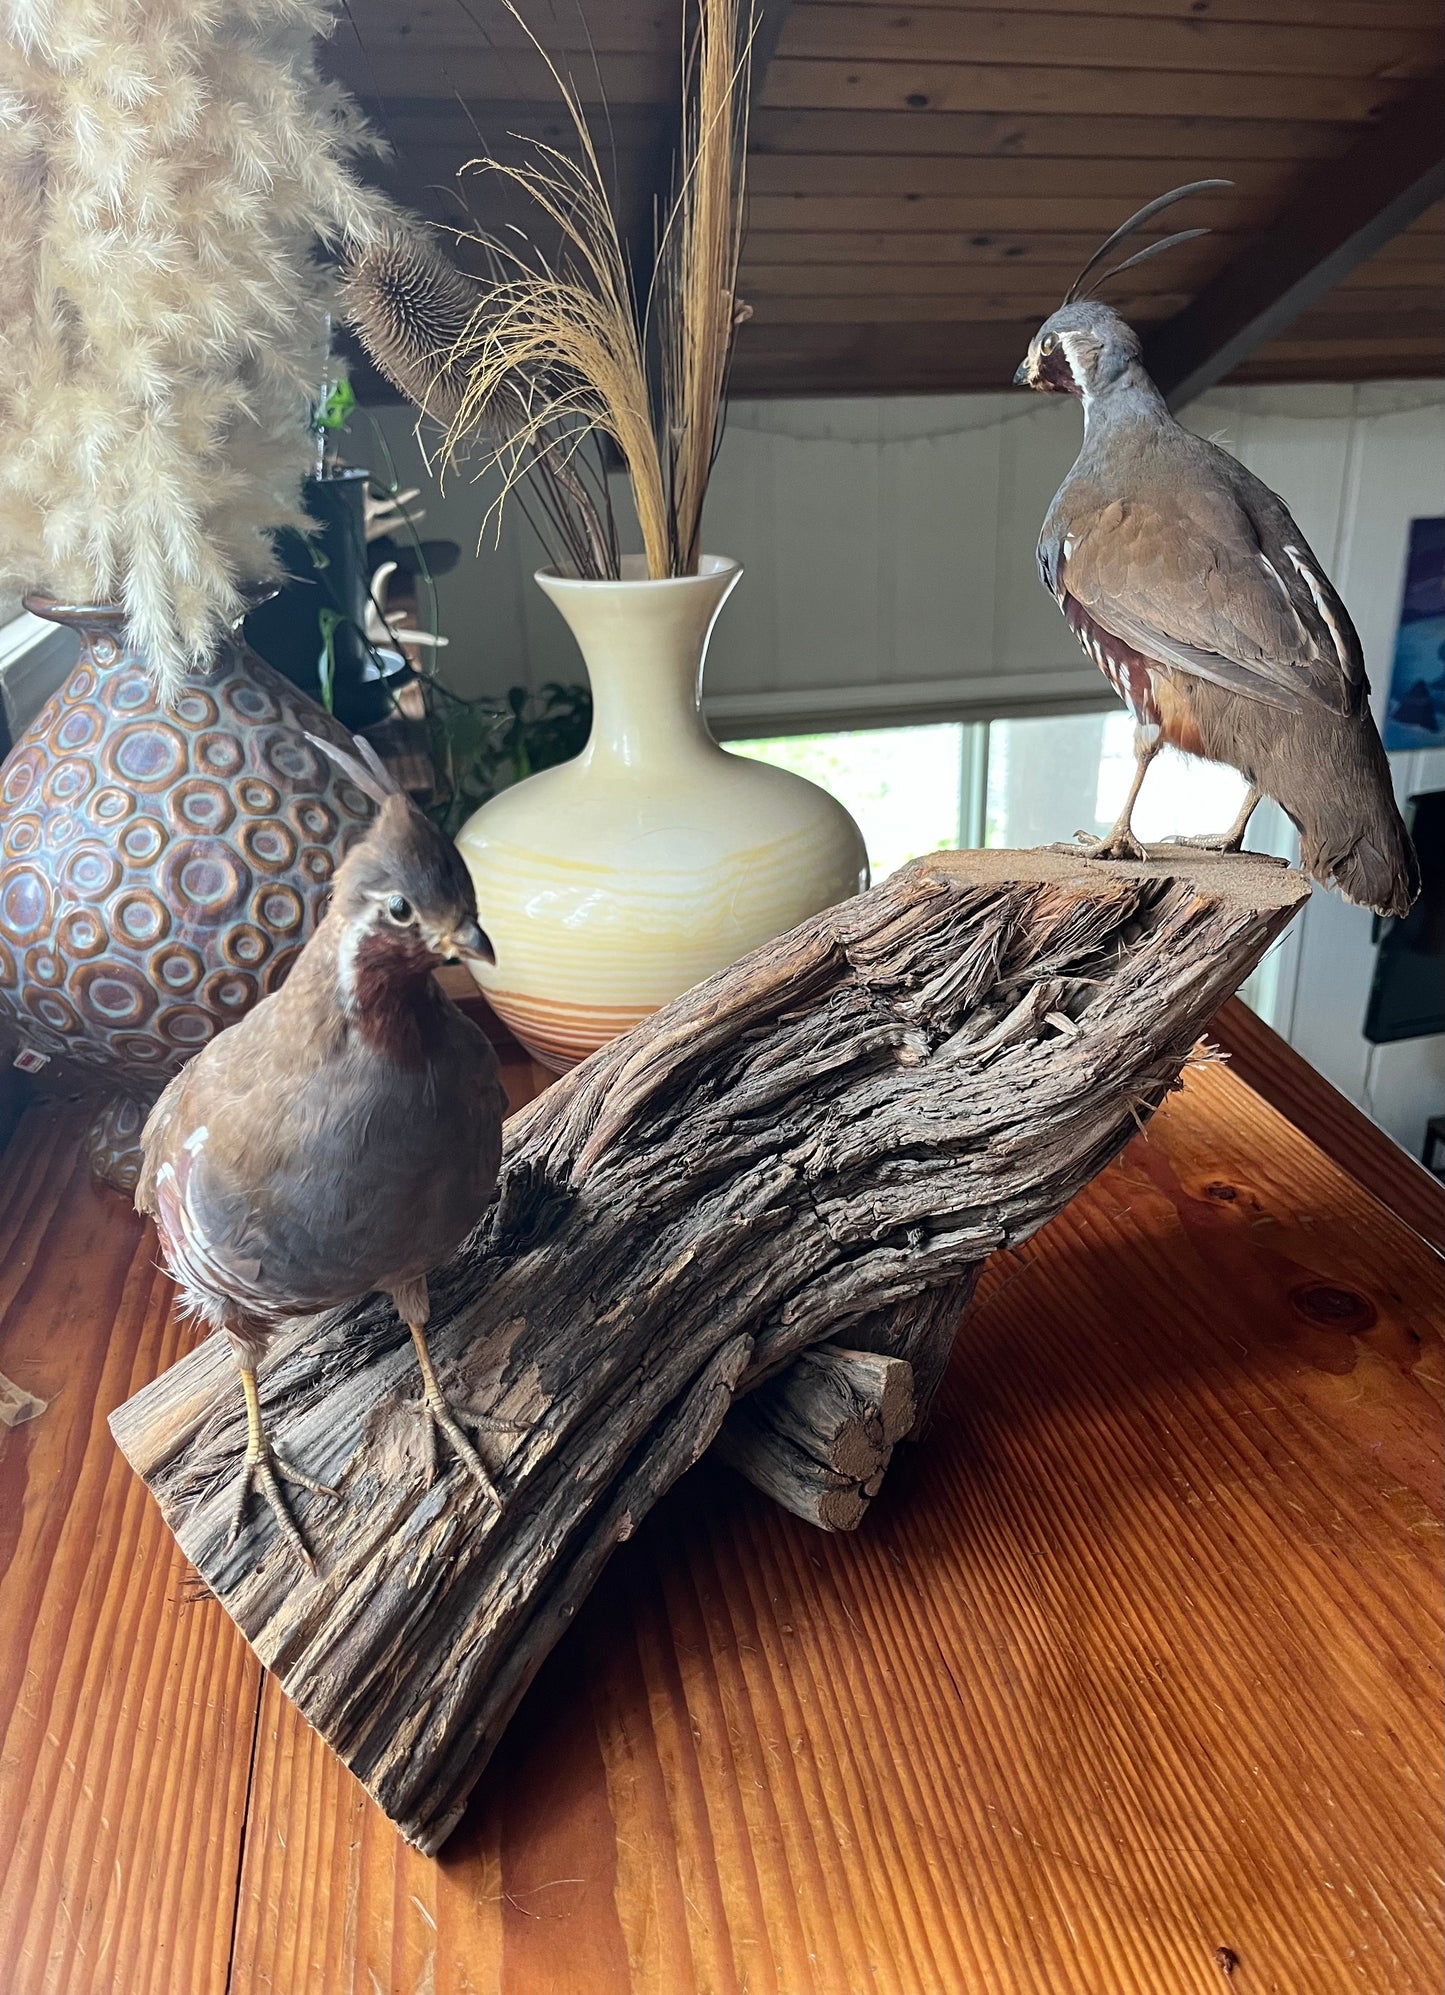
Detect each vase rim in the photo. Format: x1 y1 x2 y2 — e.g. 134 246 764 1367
536 554 740 592
25 584 280 634
23 593 127 627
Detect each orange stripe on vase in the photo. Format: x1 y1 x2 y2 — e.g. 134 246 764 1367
482 987 657 1073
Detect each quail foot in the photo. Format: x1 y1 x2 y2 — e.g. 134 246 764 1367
1015 182 1419 920
137 734 508 1572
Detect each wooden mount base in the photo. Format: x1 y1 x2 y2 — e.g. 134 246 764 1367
110 846 1307 1852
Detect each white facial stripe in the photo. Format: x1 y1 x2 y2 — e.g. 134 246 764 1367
336 921 361 1013
1060 330 1097 426
1060 332 1088 391
1284 545 1348 668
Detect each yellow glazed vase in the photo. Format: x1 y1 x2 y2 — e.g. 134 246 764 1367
455 556 869 1070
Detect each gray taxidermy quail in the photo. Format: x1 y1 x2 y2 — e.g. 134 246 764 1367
1014 182 1419 920
136 734 508 1572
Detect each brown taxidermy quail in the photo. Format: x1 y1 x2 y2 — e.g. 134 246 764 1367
1014 182 1419 920
136 734 507 1572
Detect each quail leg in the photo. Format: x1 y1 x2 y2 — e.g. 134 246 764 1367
1164 786 1261 854
1077 729 1160 862
395 1280 505 1507
226 1358 338 1574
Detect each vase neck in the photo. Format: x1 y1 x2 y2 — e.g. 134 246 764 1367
583 629 714 768
536 560 740 773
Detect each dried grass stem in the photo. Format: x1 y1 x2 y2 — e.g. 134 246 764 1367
343 0 751 582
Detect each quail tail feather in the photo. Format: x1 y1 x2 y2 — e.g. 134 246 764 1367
1299 798 1420 921
1289 703 1420 920
1180 675 1420 923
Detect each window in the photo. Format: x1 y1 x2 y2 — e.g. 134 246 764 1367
726 723 972 877
730 710 1252 880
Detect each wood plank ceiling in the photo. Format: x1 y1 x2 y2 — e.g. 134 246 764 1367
325 1 1445 400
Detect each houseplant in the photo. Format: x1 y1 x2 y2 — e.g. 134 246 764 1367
0 0 395 1178
345 0 867 1069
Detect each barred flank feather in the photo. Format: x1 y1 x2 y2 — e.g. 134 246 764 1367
0 0 396 695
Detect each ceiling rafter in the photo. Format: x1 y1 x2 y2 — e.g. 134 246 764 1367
327 5 1445 400
1146 72 1445 408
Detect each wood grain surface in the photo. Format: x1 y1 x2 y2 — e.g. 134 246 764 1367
1 1042 1440 1993
1210 997 1444 1251
0 1104 258 1995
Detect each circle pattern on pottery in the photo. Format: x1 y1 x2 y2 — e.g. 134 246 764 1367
0 626 375 1085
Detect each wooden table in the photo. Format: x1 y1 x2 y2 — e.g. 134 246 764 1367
1 1023 1440 1995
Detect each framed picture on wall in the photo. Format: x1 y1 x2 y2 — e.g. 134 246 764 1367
1364 791 1444 1045
1383 515 1444 752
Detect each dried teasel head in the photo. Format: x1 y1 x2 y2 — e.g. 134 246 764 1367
342 230 488 429
345 222 619 577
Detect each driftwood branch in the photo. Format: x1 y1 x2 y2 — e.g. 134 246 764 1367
715 1342 919 1531
110 847 1306 1851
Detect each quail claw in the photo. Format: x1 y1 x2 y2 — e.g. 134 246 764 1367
224 1448 338 1574
1161 828 1246 853
457 1401 527 1434
1076 826 1148 862
415 1392 504 1508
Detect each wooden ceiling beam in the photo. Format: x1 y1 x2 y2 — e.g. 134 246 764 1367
746 155 1299 200
746 291 1190 325
1146 73 1445 407
739 227 1237 267
760 61 1399 124
728 315 1038 395
744 191 1270 233
775 5 1443 84
828 0 1438 24
751 108 1352 162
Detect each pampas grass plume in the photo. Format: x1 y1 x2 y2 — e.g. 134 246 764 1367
0 0 395 693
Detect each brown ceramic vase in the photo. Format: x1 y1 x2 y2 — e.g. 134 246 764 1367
0 599 375 1189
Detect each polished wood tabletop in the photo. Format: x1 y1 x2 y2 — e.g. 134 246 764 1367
1 1025 1440 1995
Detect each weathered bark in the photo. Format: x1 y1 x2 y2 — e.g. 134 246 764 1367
110 847 1307 1852
714 1343 919 1531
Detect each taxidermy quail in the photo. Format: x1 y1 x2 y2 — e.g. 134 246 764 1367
136 735 507 1572
1014 182 1419 919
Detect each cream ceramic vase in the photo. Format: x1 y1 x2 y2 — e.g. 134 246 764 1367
455 556 868 1070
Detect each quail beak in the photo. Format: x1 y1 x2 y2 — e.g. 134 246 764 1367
1012 355 1035 388
438 916 495 966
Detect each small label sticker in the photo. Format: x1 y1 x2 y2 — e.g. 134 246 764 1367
0 1371 47 1428
12 1049 50 1073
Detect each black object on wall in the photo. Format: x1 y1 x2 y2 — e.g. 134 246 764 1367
244 468 408 731
1364 790 1444 1045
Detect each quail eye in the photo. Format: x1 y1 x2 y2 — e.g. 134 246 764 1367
386 894 413 923
1041 333 1058 356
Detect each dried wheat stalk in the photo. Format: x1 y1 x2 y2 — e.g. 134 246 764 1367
655 0 751 573
341 0 752 581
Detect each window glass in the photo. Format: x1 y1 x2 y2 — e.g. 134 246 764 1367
731 710 1253 880
984 711 1113 850
989 710 1250 848
728 723 965 879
